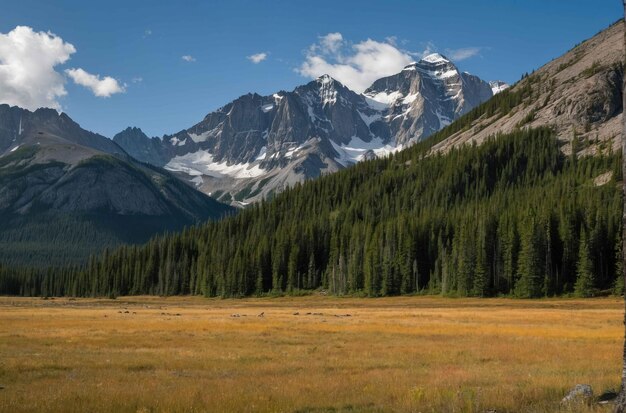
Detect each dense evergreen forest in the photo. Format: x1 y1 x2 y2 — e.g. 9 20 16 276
0 124 621 299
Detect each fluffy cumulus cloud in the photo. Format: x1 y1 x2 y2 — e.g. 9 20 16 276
182 55 196 62
0 26 75 110
247 52 268 64
0 26 126 109
298 34 486 92
65 68 126 97
298 33 414 93
319 33 343 54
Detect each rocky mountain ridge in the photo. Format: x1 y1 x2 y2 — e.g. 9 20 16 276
114 54 505 205
430 21 623 156
0 105 232 266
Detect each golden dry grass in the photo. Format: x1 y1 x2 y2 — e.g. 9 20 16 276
0 295 622 413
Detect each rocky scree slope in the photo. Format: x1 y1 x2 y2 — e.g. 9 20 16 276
430 21 623 157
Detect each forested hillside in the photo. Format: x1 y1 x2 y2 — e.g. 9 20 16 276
1 124 621 298
0 145 232 267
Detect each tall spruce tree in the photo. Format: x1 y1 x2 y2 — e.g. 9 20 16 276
515 217 546 298
574 230 597 297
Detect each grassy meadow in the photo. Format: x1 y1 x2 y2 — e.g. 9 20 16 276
0 296 622 412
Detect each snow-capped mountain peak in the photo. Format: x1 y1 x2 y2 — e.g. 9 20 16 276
421 53 450 64
316 74 334 84
115 58 498 206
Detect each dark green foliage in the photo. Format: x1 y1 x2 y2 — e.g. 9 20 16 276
574 230 597 297
0 150 232 267
0 127 621 298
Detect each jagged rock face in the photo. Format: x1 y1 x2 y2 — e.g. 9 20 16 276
114 54 499 205
112 127 170 166
0 106 231 236
431 21 624 157
566 65 623 124
0 106 233 265
364 53 493 145
0 105 124 157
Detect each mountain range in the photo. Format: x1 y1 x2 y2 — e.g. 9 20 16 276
0 105 231 266
431 22 623 155
113 54 505 205
9 19 623 299
0 19 623 272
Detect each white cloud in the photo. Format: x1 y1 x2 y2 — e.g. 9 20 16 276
65 68 125 97
0 26 127 109
0 26 75 110
131 76 143 83
319 33 343 54
418 41 437 59
247 52 268 64
298 33 413 93
298 34 488 92
182 55 196 62
445 47 482 61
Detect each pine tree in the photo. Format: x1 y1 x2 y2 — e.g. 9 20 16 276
574 230 597 297
515 218 545 298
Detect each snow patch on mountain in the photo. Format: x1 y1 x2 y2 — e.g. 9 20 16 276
256 146 267 160
358 110 383 126
437 69 459 79
189 131 211 143
330 136 400 166
422 53 449 64
402 93 419 104
170 136 186 146
191 175 203 187
285 145 302 159
165 150 266 179
489 80 510 95
364 91 403 108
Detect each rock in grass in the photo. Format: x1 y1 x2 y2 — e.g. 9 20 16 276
561 384 593 405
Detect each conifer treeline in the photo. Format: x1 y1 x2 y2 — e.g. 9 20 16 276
0 127 621 298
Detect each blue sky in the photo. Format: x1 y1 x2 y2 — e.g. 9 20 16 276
0 0 622 138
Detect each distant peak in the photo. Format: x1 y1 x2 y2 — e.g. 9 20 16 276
33 107 61 117
113 126 149 141
310 74 345 90
119 126 146 135
316 74 335 84
420 53 450 64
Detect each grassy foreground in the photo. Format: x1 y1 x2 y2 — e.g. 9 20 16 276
0 296 622 413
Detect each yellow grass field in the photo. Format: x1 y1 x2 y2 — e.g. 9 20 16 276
0 296 623 413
